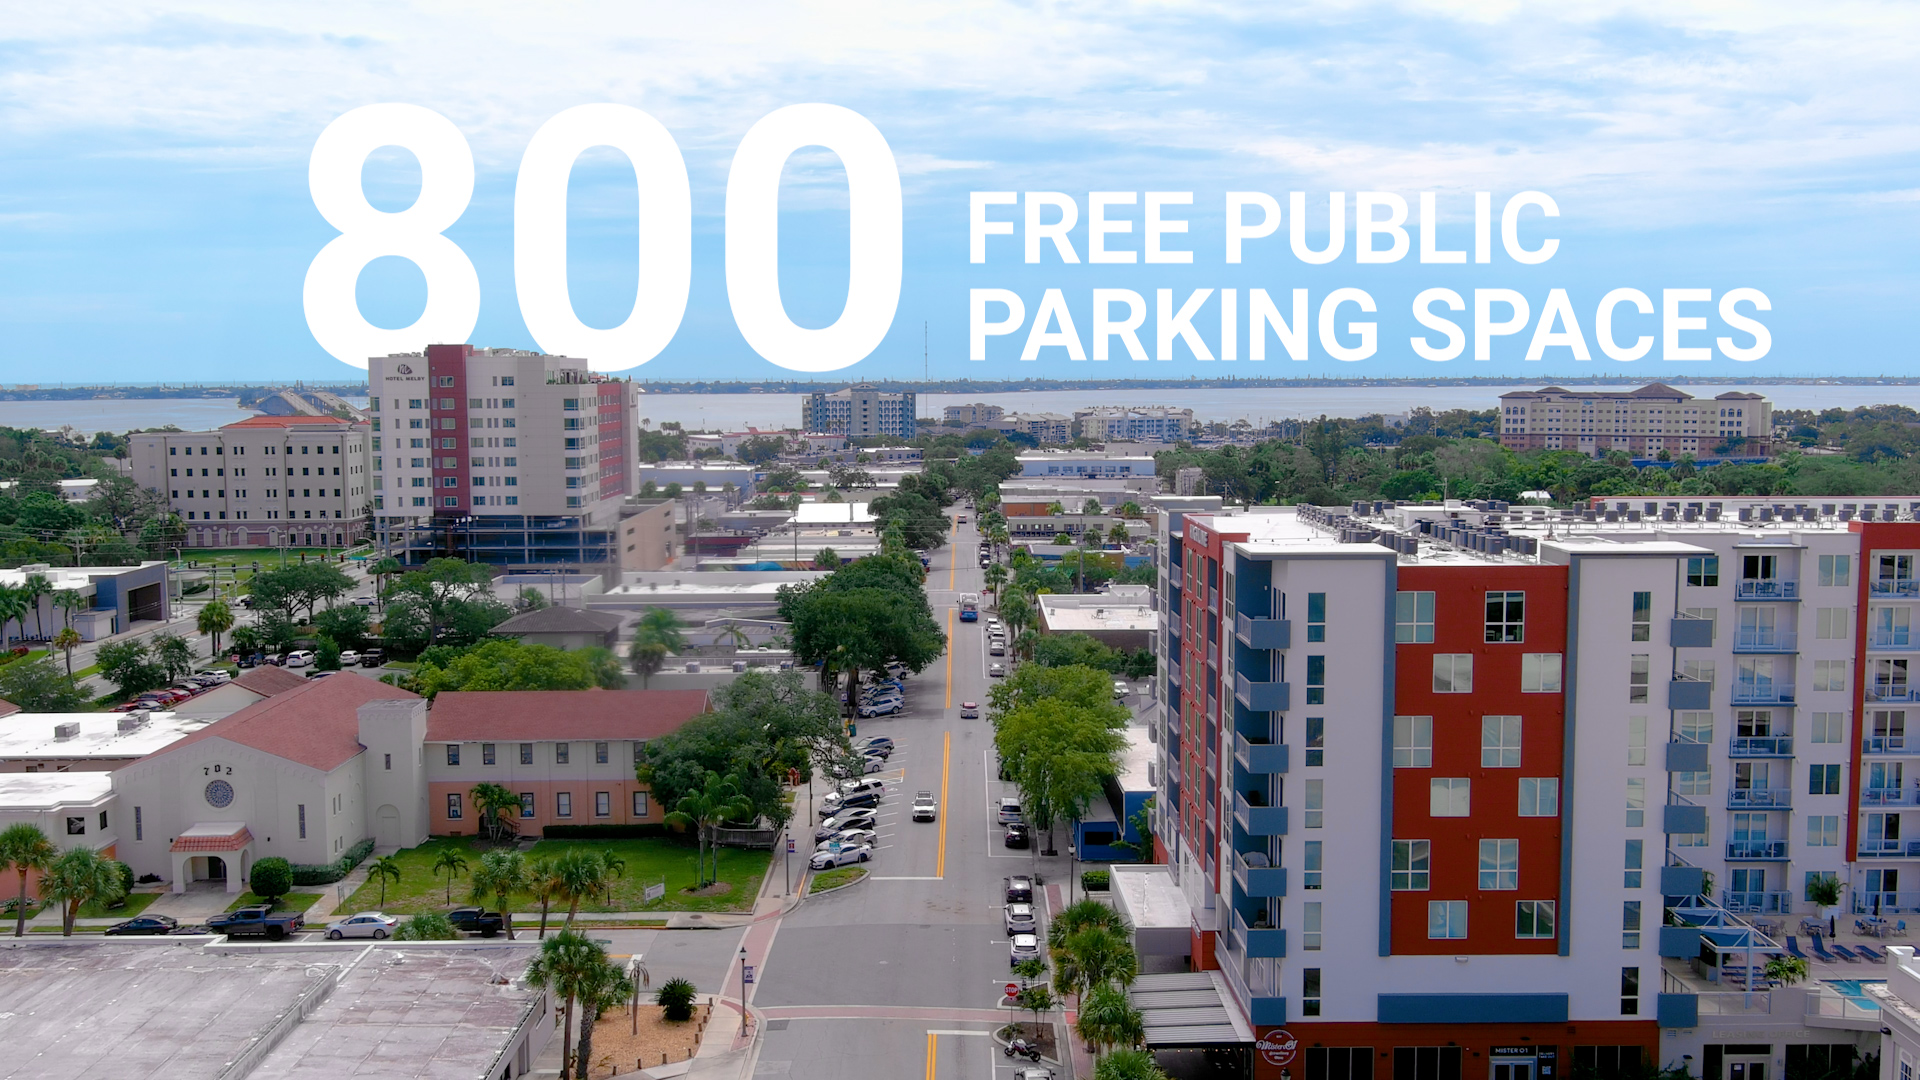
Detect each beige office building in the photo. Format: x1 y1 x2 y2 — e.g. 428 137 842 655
127 416 372 549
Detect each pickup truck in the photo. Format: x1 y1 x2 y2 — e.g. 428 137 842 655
446 907 506 937
206 904 304 940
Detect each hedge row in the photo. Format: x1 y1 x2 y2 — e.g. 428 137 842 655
540 824 676 841
290 837 377 886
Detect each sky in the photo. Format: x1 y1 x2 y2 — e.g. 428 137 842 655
1 1 1918 384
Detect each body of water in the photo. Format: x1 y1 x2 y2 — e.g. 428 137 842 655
7 384 1920 436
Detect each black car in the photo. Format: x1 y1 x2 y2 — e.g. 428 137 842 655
359 648 386 668
1004 822 1032 849
105 914 179 936
234 654 259 669
445 907 505 937
825 789 882 812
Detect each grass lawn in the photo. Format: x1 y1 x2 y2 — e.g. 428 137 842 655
343 837 772 916
809 867 866 893
77 892 160 920
225 891 324 913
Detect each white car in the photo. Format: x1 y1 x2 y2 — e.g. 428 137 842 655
325 911 398 940
857 700 902 719
911 791 938 822
1010 933 1041 967
189 670 231 687
1113 681 1130 699
838 777 886 797
284 650 315 668
814 809 878 839
338 650 360 666
809 843 872 870
815 828 877 851
989 663 1006 678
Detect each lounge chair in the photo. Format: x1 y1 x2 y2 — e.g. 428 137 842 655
1787 936 1809 959
1810 937 1840 963
1856 943 1886 962
1831 944 1863 962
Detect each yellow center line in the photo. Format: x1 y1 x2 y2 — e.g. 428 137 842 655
925 1031 938 1080
945 607 954 712
936 729 951 879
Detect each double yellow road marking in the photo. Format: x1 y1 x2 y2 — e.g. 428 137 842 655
936 730 951 879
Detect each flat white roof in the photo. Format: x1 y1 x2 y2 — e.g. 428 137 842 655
792 502 874 524
0 710 214 760
1037 595 1158 633
1119 725 1153 791
0 770 114 810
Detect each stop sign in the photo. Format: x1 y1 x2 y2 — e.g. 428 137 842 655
1004 983 1018 998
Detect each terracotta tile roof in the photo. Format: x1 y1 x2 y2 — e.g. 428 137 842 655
220 415 355 429
0 698 19 718
233 666 309 697
171 826 253 853
143 671 417 773
425 690 711 743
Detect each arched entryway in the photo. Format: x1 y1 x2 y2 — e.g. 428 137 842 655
375 805 401 848
206 856 227 882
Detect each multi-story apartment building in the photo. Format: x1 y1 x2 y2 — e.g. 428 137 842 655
368 344 639 567
128 416 372 548
1076 405 1195 442
1497 383 1771 456
1149 495 1915 1074
943 402 1004 425
996 412 1072 445
800 384 916 439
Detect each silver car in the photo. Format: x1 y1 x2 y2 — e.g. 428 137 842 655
816 828 877 851
325 911 397 940
1005 902 1036 936
1010 933 1041 967
814 809 878 839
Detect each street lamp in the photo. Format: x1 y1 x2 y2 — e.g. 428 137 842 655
738 946 751 1037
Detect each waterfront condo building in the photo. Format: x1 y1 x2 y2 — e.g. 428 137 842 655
800 384 916 439
1497 384 1771 457
128 416 372 549
1150 495 1920 1075
1076 405 1196 442
368 345 639 567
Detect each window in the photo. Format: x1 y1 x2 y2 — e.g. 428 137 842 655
1687 556 1720 587
1479 839 1519 890
1304 779 1324 827
447 793 463 819
1516 900 1556 939
555 742 570 764
1808 815 1839 847
1393 716 1432 767
1519 777 1559 817
1622 901 1642 949
1620 968 1640 1015
520 743 534 765
1302 967 1323 1017
1629 655 1649 703
1430 778 1470 817
1820 554 1851 587
1481 715 1521 767
446 744 460 766
632 791 650 817
1631 591 1652 641
595 741 609 764
1817 607 1850 640
1678 711 1713 743
1810 763 1842 795
1815 659 1848 693
383 753 391 771
1391 840 1430 890
1812 712 1847 744
1624 839 1644 888
1627 715 1646 766
1521 653 1562 693
134 805 145 842
1302 902 1322 951
1394 1049 1463 1080
1485 591 1525 643
556 792 573 817
1396 591 1435 643
1806 870 1840 903
1432 654 1472 693
1428 900 1468 938
1305 717 1324 767
517 792 535 817
1306 655 1325 705
1307 592 1326 642
595 791 611 817
482 743 496 765
1626 778 1645 828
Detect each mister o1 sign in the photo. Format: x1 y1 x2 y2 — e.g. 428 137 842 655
1258 1030 1299 1069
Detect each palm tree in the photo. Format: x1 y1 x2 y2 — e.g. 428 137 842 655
42 845 126 936
982 563 1008 598
432 848 470 904
629 641 668 689
0 586 28 647
1093 1049 1169 1080
52 627 82 680
1076 983 1145 1057
571 956 634 1080
0 822 56 936
471 849 530 941
20 575 51 641
469 782 520 844
526 857 563 938
555 848 610 924
717 621 751 656
1052 925 1138 1007
368 855 402 906
635 607 686 653
52 589 86 630
229 625 263 660
663 771 754 888
370 557 403 602
524 930 606 1080
197 599 235 658
599 852 626 907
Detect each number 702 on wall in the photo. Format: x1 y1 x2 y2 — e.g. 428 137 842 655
302 102 903 373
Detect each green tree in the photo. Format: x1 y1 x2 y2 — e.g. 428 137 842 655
249 562 354 621
95 640 166 698
812 547 840 569
781 562 944 719
368 855 402 906
249 857 293 903
638 670 843 833
0 586 28 646
527 857 564 939
471 849 529 941
577 646 627 689
1094 1049 1169 1080
663 771 755 889
50 628 83 681
408 640 607 697
381 559 505 651
42 845 126 936
313 603 371 651
0 657 90 711
1111 797 1156 862
151 633 194 681
433 848 470 904
1077 983 1146 1056
996 697 1125 858
0 822 55 936
655 975 699 1022
315 634 342 671
196 599 235 657
628 640 668 688
517 587 550 611
395 912 459 940
19 574 50 640
635 607 686 652
523 930 607 1080
571 951 634 1080
1765 954 1809 987
555 847 611 924
1014 977 1055 1042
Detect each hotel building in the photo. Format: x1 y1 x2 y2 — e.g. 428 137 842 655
128 416 372 548
1497 384 1771 456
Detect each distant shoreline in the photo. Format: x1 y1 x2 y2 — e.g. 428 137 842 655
7 375 1920 399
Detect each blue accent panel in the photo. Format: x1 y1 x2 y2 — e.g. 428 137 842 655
1660 925 1703 958
1670 617 1714 648
1237 862 1287 898
1234 614 1291 650
1236 739 1288 775
1656 993 1699 1029
1233 796 1287 836
1666 741 1711 772
1668 679 1713 710
1664 804 1708 834
1661 865 1705 896
1250 996 1288 1026
1233 674 1290 711
1376 994 1569 1024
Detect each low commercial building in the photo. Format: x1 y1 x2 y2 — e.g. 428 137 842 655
0 709 216 772
1037 586 1157 651
128 415 373 549
618 498 676 570
638 460 756 495
1018 450 1156 478
0 560 169 641
488 605 623 651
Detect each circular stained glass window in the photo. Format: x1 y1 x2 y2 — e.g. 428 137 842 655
205 779 235 809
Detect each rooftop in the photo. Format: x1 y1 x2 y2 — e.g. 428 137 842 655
426 689 711 743
221 415 358 430
143 670 416 773
0 709 215 761
1036 594 1158 634
0 770 113 809
792 502 874 525
489 605 623 636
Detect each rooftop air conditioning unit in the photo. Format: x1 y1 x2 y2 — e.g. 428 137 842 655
117 713 150 733
53 722 81 740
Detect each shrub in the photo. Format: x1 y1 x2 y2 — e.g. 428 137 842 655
289 838 377 886
1082 870 1111 892
656 976 698 1022
251 857 293 900
395 912 459 940
540 824 672 841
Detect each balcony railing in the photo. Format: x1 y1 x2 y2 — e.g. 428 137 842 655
1857 838 1909 856
1233 731 1289 775
1872 580 1920 597
1230 906 1287 959
1870 632 1920 652
1231 849 1287 899
1852 891 1920 914
1732 630 1798 654
1669 676 1713 711
1736 580 1799 600
1720 890 1795 915
1805 987 1882 1024
1727 788 1792 809
1233 673 1290 712
1726 840 1789 860
1731 681 1795 705
1865 735 1915 755
1232 791 1288 837
1868 686 1920 703
1729 736 1794 757
1863 787 1920 807
1233 612 1291 650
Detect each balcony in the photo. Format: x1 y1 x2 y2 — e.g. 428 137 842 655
1668 677 1713 710
1727 788 1792 809
1732 629 1798 654
1872 579 1920 597
1233 732 1289 775
1857 838 1911 857
1232 791 1288 836
1866 736 1917 755
1728 736 1794 757
1233 613 1291 650
1671 616 1715 648
1720 890 1795 915
1805 987 1883 1030
1852 891 1920 915
1862 787 1920 807
1234 673 1290 712
1231 849 1287 898
1731 681 1795 705
1230 907 1287 959
1870 632 1920 652
1736 580 1800 601
1726 840 1789 860
1868 686 1920 704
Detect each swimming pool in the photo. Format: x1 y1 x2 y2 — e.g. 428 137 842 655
1825 979 1885 1010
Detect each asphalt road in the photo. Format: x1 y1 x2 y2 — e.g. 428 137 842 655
748 511 1091 1080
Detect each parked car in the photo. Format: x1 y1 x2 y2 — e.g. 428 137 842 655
1113 681 1130 699
1005 903 1036 936
1004 876 1034 904
858 700 903 718
912 791 938 822
988 663 1006 678
234 654 259 669
283 650 315 668
351 595 379 607
989 643 1006 656
838 777 886 796
359 648 386 668
190 670 231 686
1004 822 1032 849
960 701 979 719
105 914 180 936
856 736 894 753
828 757 885 779
1010 933 1041 967
998 797 1024 824
815 809 877 839
325 911 398 940
206 905 303 940
857 741 892 759
445 907 505 937
337 650 360 666
809 843 872 870
820 789 881 814
815 828 877 851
